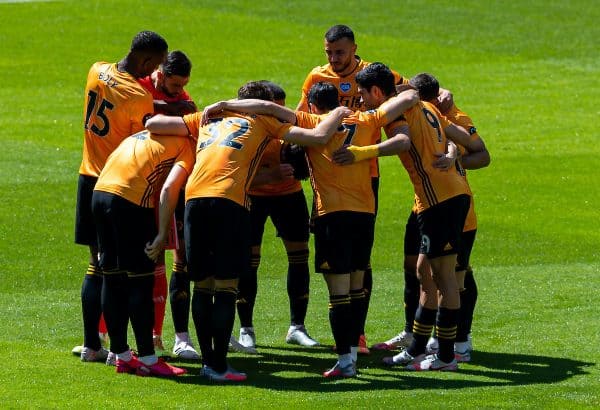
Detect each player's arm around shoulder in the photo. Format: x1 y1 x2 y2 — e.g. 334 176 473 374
145 114 190 136
282 106 352 146
201 99 297 125
458 136 490 170
380 122 411 156
378 89 419 124
331 91 418 166
154 99 198 116
444 124 490 168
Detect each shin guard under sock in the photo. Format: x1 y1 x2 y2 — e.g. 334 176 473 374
328 294 352 355
349 289 368 346
101 271 129 354
287 249 309 326
128 274 155 357
170 263 191 333
408 305 436 357
82 265 103 350
458 268 478 340
237 254 259 328
361 264 373 334
403 270 420 333
436 307 459 363
192 286 214 367
212 287 238 373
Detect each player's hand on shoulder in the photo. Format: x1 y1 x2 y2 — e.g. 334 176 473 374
332 106 353 118
332 145 356 166
201 101 226 125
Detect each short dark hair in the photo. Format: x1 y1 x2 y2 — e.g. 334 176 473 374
308 82 339 111
130 31 168 54
409 73 440 102
237 81 274 101
355 62 396 97
161 50 192 77
257 80 286 102
325 25 354 43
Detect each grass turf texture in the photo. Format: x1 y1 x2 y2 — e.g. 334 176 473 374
0 0 598 408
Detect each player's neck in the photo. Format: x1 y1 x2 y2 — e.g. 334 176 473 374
116 58 138 78
336 56 360 78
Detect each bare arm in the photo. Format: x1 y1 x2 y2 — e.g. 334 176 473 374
250 164 295 187
444 124 490 167
145 165 188 261
377 124 411 156
154 100 198 116
378 89 420 125
436 87 454 114
201 99 297 125
145 114 189 136
332 125 411 165
331 94 419 166
459 146 491 169
282 106 352 146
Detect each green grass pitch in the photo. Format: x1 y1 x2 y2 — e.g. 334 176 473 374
0 0 598 408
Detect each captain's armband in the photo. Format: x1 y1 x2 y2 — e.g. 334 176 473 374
347 145 379 162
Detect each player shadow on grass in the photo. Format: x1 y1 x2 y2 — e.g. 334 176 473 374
455 351 591 385
170 346 592 391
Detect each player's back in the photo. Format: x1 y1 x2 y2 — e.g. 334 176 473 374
79 62 154 177
297 110 384 216
95 130 195 208
399 101 469 212
183 111 292 209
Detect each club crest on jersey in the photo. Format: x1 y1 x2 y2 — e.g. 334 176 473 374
340 82 352 92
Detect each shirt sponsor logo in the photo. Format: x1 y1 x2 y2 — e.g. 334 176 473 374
340 82 352 92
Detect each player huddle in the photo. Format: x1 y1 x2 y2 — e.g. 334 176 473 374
73 25 490 381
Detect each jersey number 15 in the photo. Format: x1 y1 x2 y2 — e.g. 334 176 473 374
84 90 114 137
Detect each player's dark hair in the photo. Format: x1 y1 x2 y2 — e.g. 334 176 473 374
161 50 192 77
237 81 274 101
257 80 286 102
355 62 396 97
130 31 168 54
308 81 339 111
325 25 354 43
409 73 440 102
